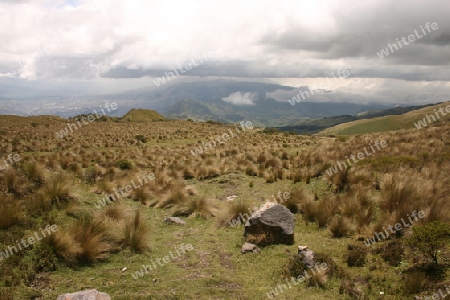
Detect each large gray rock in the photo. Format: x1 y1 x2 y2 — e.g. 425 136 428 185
244 203 295 245
56 289 110 300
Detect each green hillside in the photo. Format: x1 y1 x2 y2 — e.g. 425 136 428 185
319 101 450 135
120 109 165 122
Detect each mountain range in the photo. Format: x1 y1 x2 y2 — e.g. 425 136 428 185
0 80 422 127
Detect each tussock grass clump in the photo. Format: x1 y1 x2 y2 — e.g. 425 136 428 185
286 186 312 214
218 200 252 227
329 215 354 238
44 230 83 265
339 190 375 230
339 193 360 219
173 195 216 219
264 172 276 183
0 196 22 229
0 287 14 300
331 168 351 192
4 169 21 195
95 179 113 194
42 172 71 207
244 165 257 176
302 197 317 223
28 193 52 216
196 167 208 180
356 206 374 229
24 161 45 186
307 267 328 288
380 174 418 212
183 168 195 180
425 198 450 223
124 210 150 253
71 215 120 264
156 189 187 208
292 172 302 183
101 204 127 222
131 187 150 205
314 196 340 228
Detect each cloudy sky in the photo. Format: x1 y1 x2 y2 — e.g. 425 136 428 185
0 0 449 104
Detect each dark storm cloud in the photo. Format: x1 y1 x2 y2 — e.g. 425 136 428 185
100 0 450 82
420 32 450 46
260 0 450 67
101 61 450 82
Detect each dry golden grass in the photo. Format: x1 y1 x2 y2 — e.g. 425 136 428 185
24 161 45 186
172 195 216 219
44 230 83 265
307 267 328 288
123 210 150 253
42 172 71 207
286 186 314 214
0 195 22 229
71 215 121 264
218 200 252 227
100 203 127 222
131 186 150 205
4 169 22 195
329 215 354 238
156 189 187 208
1 113 450 298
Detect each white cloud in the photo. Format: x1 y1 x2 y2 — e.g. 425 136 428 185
0 0 449 107
221 91 256 105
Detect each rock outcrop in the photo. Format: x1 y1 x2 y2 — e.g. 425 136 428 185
244 202 294 245
56 289 110 300
164 217 187 226
241 242 261 254
298 245 315 268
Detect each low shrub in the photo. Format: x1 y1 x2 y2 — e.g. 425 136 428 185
346 245 367 267
407 220 450 264
381 241 404 266
115 159 132 170
403 271 428 294
135 135 147 143
84 165 99 183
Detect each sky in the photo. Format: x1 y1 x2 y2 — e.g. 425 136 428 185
0 0 449 104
